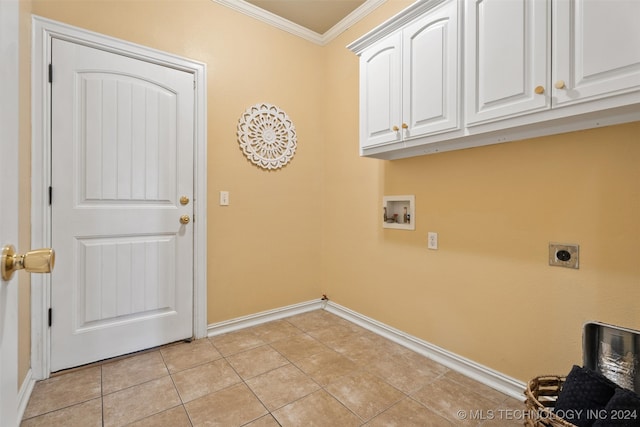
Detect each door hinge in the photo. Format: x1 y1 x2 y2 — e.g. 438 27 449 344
48 308 52 327
193 80 196 90
48 64 53 83
48 186 52 205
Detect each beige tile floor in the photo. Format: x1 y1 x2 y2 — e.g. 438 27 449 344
21 310 525 426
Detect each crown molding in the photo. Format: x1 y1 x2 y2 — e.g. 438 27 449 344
347 0 444 54
212 0 386 46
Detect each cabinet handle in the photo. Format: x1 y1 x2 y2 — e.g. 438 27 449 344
534 86 545 95
555 80 566 89
401 123 408 129
392 125 399 132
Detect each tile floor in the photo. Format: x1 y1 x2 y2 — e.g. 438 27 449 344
21 310 525 426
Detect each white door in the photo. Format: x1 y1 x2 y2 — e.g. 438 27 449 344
0 1 20 424
360 33 402 148
403 0 459 139
553 0 640 106
464 0 549 125
50 38 195 371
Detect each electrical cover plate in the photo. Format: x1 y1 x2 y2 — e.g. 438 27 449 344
549 243 579 269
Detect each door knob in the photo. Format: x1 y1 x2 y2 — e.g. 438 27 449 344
555 80 566 89
179 215 191 224
534 85 545 94
1 245 55 281
180 196 190 205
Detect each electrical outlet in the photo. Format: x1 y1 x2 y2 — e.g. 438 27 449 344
427 232 438 250
549 243 579 269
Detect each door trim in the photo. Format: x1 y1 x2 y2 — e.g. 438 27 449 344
31 16 208 379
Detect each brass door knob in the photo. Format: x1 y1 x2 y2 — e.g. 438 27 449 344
180 196 190 205
392 125 399 132
180 215 191 225
401 123 408 129
534 86 545 94
1 245 55 281
555 80 566 89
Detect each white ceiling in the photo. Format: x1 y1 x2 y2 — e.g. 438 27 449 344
213 0 386 45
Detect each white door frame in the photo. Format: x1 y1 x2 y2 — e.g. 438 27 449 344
31 16 208 379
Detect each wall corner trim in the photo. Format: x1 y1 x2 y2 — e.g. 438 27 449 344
325 301 527 400
207 299 526 400
17 369 35 423
207 300 325 337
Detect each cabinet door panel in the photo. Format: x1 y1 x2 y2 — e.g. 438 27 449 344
403 0 459 138
360 34 402 148
465 0 549 125
553 0 640 106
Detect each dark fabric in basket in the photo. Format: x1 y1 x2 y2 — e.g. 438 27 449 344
554 365 619 427
593 387 640 427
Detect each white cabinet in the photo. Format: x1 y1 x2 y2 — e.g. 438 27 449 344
553 0 640 107
402 4 460 140
464 0 549 125
359 33 401 148
465 0 640 126
349 0 640 160
358 0 459 149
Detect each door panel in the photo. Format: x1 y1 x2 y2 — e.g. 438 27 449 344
77 235 176 327
81 73 177 203
51 38 194 371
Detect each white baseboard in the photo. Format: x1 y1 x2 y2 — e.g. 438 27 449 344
207 299 325 337
206 299 526 400
17 369 35 423
324 301 526 400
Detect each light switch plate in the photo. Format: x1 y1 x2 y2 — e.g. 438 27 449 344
427 232 438 250
219 191 229 206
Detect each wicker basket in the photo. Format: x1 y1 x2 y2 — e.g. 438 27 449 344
524 375 577 427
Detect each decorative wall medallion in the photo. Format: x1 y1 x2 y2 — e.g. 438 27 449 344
237 103 297 170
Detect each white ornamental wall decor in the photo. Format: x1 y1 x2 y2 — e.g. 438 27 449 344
237 103 297 170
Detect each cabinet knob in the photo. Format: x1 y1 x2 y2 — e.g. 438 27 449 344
392 125 399 132
401 123 408 129
180 215 191 225
534 86 545 95
555 80 566 89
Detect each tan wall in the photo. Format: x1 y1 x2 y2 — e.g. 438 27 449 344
322 2 640 383
18 0 639 391
29 0 325 326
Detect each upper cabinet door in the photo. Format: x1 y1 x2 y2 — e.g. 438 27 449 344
465 0 550 126
359 33 402 148
553 0 640 106
349 0 639 159
403 0 460 139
